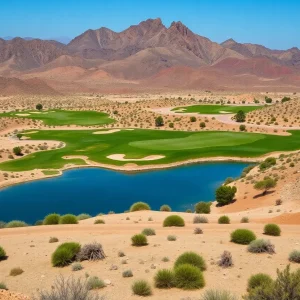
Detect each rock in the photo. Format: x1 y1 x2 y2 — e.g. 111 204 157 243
104 279 111 285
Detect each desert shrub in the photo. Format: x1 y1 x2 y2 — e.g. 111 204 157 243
5 220 28 228
247 273 273 291
174 252 206 271
160 205 171 212
132 280 152 296
163 215 185 227
259 157 276 171
0 282 7 290
122 270 133 277
241 216 249 223
10 267 24 276
72 263 83 271
195 202 211 214
35 220 43 226
200 289 238 300
174 264 205 290
230 229 256 245
215 186 237 206
0 246 6 260
248 239 275 254
0 221 6 228
118 251 125 257
218 251 233 268
131 234 148 246
86 276 106 290
130 202 150 212
194 215 209 223
167 235 177 241
142 228 156 236
49 237 59 243
154 269 175 289
186 209 193 213
289 250 300 263
52 242 81 267
77 213 92 221
59 214 78 224
218 216 230 224
162 257 169 262
77 242 106 261
155 116 164 127
43 213 60 225
194 227 203 234
264 223 281 236
94 219 105 224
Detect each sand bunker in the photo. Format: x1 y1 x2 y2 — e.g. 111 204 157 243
15 113 30 116
107 154 165 161
219 111 232 114
93 129 121 134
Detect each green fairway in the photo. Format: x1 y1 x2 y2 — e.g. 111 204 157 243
0 129 300 171
0 110 115 126
172 105 260 114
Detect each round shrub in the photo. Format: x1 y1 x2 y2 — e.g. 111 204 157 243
35 220 43 226
59 214 78 224
248 239 275 254
130 202 150 212
132 280 152 296
49 237 59 243
0 246 6 260
163 215 185 227
247 273 273 291
77 213 92 221
86 276 106 290
241 217 249 223
289 250 300 263
94 219 105 224
218 216 230 224
154 269 175 288
264 224 281 236
0 282 7 290
195 202 211 214
51 242 81 267
230 229 256 245
43 213 60 225
9 267 23 276
131 234 148 246
174 264 205 290
174 251 206 271
142 228 156 236
5 220 28 228
123 269 133 277
167 235 177 241
160 205 171 212
71 262 83 271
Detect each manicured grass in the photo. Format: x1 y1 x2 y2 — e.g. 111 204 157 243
172 104 260 114
0 129 300 171
0 110 115 126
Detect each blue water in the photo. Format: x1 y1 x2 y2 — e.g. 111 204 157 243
0 163 249 224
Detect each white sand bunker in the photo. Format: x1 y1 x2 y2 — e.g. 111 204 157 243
15 113 30 116
107 154 165 161
93 129 121 134
219 111 232 114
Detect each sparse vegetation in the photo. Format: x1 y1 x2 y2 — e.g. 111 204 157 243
200 289 238 300
10 267 24 276
77 242 106 261
167 235 177 241
218 251 233 268
49 237 59 243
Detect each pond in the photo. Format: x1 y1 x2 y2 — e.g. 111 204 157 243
0 162 250 224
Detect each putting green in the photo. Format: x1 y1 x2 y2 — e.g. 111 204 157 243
0 110 115 126
0 129 300 171
172 105 260 114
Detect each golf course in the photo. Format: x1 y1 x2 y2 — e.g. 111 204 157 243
0 110 115 126
1 129 300 171
172 104 260 114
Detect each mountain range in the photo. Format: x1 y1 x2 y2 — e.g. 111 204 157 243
1 18 299 94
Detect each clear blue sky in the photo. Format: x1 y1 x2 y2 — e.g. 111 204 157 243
1 0 298 49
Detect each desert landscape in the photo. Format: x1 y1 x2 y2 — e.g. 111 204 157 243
1 4 300 300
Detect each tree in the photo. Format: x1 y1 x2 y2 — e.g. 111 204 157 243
281 97 291 103
155 116 164 127
254 178 277 195
16 133 23 140
215 185 237 206
13 147 22 156
36 103 43 111
234 110 246 122
265 96 272 104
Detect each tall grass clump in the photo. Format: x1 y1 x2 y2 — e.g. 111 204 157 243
154 269 175 288
218 216 230 224
5 220 28 228
0 246 7 261
163 215 185 227
130 202 150 212
131 234 148 246
200 289 238 300
248 239 275 254
174 252 206 271
86 276 106 290
43 213 60 225
160 205 171 212
51 242 81 267
264 224 281 236
174 264 205 290
132 280 152 296
193 215 208 224
230 229 256 245
59 214 78 224
289 250 300 263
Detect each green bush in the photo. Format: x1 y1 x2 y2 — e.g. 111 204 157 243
247 273 273 291
0 221 6 228
5 220 28 228
163 215 185 227
289 250 300 263
195 202 211 214
218 216 230 224
132 280 152 296
160 205 171 212
0 246 6 261
130 202 151 212
131 234 148 246
248 239 275 254
59 214 78 224
77 213 92 221
230 229 256 245
264 224 281 236
154 269 175 288
167 235 177 241
174 264 205 290
0 282 7 290
259 157 276 171
94 219 105 224
43 213 60 225
142 228 156 236
86 276 106 290
200 289 238 300
174 252 206 271
10 267 24 276
215 186 237 206
51 242 81 267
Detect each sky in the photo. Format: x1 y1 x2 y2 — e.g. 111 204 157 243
0 0 298 49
